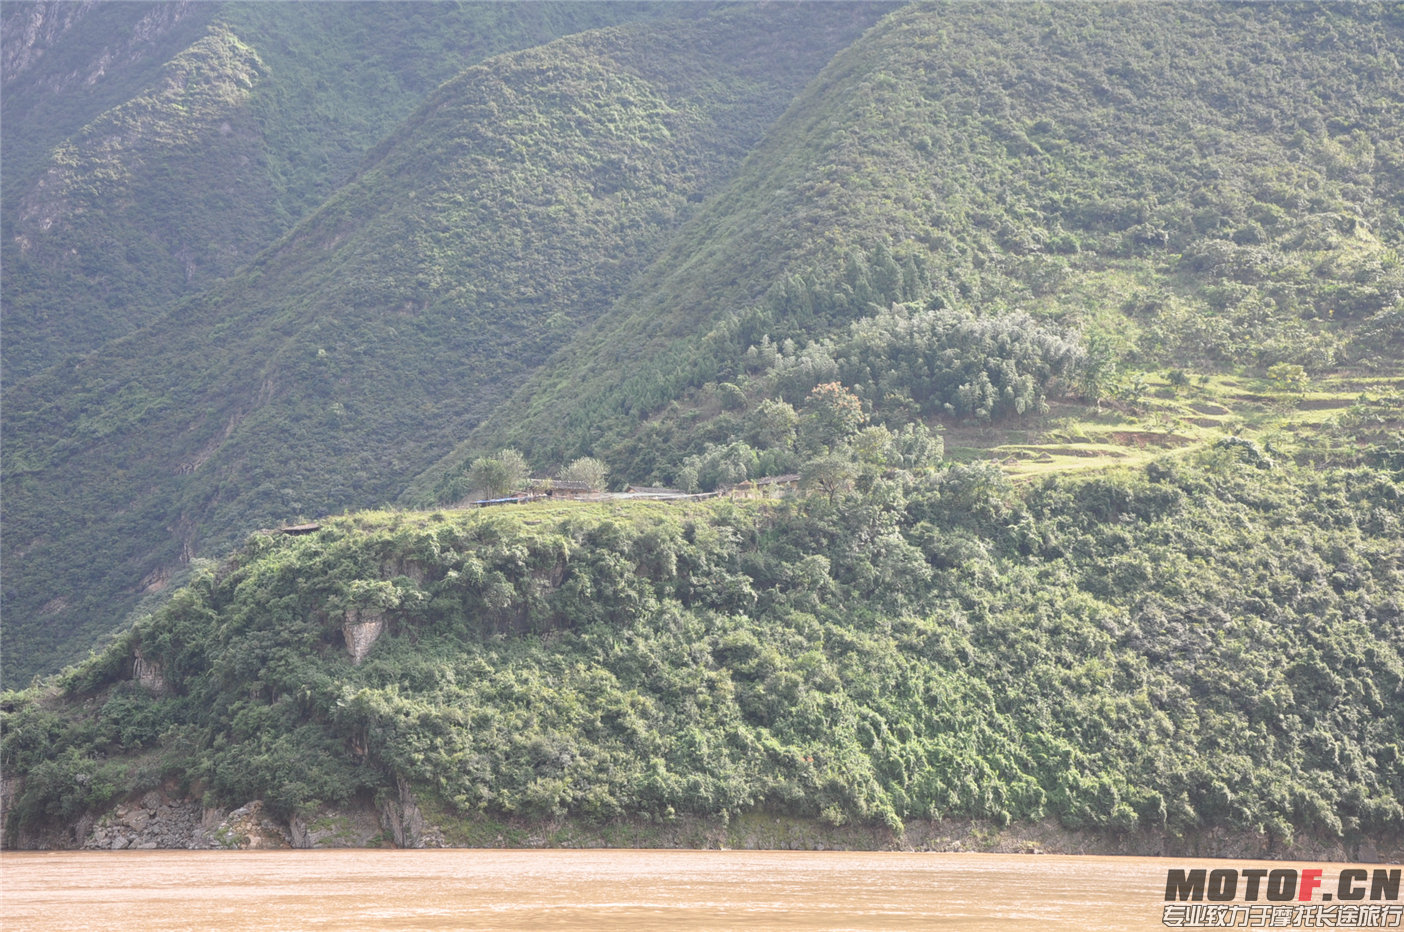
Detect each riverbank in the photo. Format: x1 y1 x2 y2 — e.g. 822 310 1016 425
7 783 1399 863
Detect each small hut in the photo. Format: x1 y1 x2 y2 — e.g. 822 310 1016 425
279 522 322 535
530 478 594 498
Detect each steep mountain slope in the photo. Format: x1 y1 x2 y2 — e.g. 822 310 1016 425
6 3 1402 685
2 4 892 683
420 2 1403 491
1 1 680 380
2 1 219 179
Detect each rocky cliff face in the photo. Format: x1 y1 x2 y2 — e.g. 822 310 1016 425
4 768 457 850
8 791 384 851
2 2 205 113
341 608 386 665
10 784 1400 861
378 776 444 849
2 1 91 83
3 1 199 84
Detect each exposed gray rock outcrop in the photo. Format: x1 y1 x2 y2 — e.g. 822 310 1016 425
132 648 169 695
379 776 443 849
289 806 384 848
342 607 385 664
83 791 208 850
208 800 291 849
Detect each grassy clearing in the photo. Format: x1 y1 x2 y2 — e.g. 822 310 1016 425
945 367 1403 480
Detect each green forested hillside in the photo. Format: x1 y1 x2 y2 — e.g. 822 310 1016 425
8 1 1403 683
423 1 1402 492
2 1 680 380
2 3 891 683
2 3 1403 856
5 457 1401 855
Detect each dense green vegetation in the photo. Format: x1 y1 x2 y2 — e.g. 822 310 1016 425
5 455 1401 850
2 4 889 683
3 2 1402 855
428 2 1402 489
1 1 682 379
8 3 1402 682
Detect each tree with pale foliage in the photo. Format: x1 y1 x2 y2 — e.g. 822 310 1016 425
801 453 856 504
746 398 799 451
800 381 865 454
560 456 609 492
467 449 529 498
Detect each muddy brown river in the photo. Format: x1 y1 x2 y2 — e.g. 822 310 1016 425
1 849 1395 930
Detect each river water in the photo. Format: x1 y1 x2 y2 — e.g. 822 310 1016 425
0 849 1384 931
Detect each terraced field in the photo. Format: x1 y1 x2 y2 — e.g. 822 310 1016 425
948 371 1404 479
